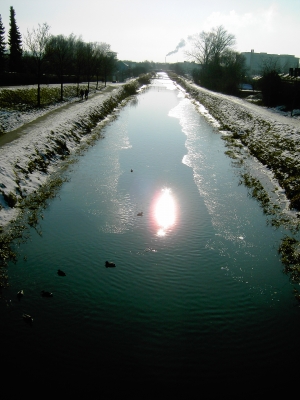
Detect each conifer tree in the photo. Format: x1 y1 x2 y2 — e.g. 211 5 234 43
0 14 6 72
8 6 23 72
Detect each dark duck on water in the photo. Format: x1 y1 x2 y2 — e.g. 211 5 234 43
105 261 116 268
41 290 53 297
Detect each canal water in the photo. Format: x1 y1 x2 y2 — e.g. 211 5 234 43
1 73 300 391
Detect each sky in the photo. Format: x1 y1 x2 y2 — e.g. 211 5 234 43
1 0 299 63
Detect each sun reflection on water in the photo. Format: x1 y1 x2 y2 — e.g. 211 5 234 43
154 188 176 236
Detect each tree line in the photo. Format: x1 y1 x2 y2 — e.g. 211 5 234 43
181 25 299 111
1 9 298 110
0 7 119 105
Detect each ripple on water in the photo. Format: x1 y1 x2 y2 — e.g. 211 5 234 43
2 73 300 387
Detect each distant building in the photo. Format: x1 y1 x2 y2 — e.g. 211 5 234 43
242 50 299 75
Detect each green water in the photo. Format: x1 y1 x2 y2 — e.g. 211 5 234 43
1 74 299 392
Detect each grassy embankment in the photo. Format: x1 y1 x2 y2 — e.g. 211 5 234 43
0 85 82 110
0 73 153 288
168 72 300 295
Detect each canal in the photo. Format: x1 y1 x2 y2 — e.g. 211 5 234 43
1 73 299 392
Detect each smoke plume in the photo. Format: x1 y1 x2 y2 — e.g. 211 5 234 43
166 39 186 57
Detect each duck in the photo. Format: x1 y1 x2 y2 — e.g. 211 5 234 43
17 290 24 298
41 290 53 297
23 314 33 323
131 169 133 172
105 261 116 268
57 269 66 276
137 212 143 216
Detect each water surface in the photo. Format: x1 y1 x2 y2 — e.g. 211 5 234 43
1 73 299 391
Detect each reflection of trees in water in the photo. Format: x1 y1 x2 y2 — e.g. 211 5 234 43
129 84 152 107
0 172 66 278
130 97 139 108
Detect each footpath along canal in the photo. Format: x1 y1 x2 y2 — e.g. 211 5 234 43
1 72 300 393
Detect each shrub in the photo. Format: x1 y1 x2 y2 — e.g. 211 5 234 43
137 73 152 85
121 82 138 96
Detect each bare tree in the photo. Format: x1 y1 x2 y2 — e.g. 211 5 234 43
212 26 236 63
73 36 86 95
185 26 242 93
24 23 51 107
259 56 280 75
186 25 235 66
102 45 117 87
83 42 95 91
186 31 215 65
45 34 75 101
93 42 109 89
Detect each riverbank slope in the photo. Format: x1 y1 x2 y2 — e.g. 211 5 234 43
169 73 300 212
0 80 143 231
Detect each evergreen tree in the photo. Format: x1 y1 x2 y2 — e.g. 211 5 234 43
0 14 6 72
8 6 23 72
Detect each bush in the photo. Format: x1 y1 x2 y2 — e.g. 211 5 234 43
137 73 152 85
121 82 138 96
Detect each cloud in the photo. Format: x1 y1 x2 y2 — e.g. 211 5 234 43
202 5 279 32
197 5 284 53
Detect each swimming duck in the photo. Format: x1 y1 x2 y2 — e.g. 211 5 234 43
17 290 24 298
23 314 33 323
137 212 143 216
105 261 116 268
41 290 53 297
57 269 66 276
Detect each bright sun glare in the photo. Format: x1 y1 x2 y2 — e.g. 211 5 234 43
154 188 176 236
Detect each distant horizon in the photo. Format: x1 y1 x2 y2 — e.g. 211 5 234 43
120 49 300 64
1 0 299 63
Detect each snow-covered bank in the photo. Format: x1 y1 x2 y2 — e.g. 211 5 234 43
0 81 141 229
170 74 300 215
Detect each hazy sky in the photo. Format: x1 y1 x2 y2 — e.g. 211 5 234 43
1 0 299 62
